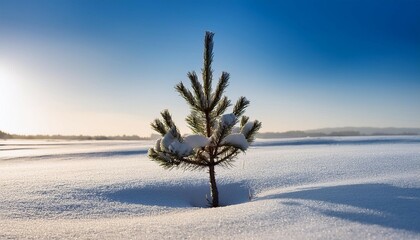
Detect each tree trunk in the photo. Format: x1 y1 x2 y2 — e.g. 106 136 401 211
205 110 219 207
208 165 219 207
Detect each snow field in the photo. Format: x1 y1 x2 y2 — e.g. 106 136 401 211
0 136 419 239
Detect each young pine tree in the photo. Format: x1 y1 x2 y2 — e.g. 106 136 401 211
148 31 261 207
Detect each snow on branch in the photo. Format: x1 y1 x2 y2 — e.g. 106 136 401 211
222 133 249 151
241 121 255 136
184 135 210 149
220 113 237 127
233 96 250 117
158 132 210 157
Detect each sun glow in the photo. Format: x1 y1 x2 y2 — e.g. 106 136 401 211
0 62 25 133
0 63 19 99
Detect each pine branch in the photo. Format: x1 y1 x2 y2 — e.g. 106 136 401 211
177 157 208 168
217 159 236 169
188 71 206 110
240 116 250 128
149 146 209 170
211 119 234 152
177 160 208 170
175 82 197 110
148 148 179 169
244 120 262 143
151 110 181 138
168 125 182 142
210 72 229 110
233 96 250 117
202 31 214 103
161 110 175 129
213 96 231 117
214 145 231 158
186 111 206 135
215 147 241 166
151 119 166 136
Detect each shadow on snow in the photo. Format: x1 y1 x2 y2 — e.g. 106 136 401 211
259 183 420 233
105 182 251 208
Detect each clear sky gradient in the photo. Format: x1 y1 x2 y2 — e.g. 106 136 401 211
1 0 419 137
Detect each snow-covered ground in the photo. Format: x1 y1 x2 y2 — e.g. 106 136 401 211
1 136 419 239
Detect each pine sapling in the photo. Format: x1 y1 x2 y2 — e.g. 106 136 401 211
148 31 261 207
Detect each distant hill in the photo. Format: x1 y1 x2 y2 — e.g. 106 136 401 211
257 127 420 139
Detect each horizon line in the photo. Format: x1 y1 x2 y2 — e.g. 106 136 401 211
2 126 420 139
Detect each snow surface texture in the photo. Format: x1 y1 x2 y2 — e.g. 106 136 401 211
1 136 420 239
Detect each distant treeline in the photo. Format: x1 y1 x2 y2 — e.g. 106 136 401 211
256 130 419 139
0 130 149 141
2 129 419 141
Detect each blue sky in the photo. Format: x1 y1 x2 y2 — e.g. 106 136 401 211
0 0 419 136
